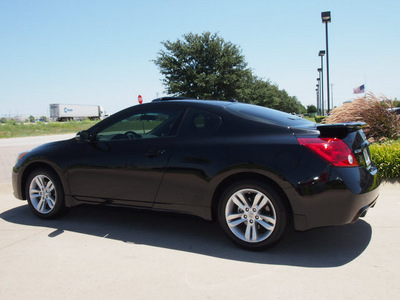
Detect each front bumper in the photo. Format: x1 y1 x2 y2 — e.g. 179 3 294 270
12 166 24 200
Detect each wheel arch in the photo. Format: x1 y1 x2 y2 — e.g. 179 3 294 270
20 161 67 200
211 172 293 224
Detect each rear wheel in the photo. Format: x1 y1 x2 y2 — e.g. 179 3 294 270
218 180 287 250
25 168 66 219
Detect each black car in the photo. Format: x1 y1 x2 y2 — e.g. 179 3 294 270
12 98 380 250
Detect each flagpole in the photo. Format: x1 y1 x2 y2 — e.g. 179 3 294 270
364 74 367 97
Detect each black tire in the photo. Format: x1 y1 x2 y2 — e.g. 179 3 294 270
25 168 66 219
218 180 287 250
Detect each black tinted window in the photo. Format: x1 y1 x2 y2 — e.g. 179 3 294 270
96 109 180 141
178 108 222 137
226 103 313 127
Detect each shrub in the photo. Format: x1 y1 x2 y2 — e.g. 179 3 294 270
324 98 367 124
7 119 18 126
325 93 400 141
370 140 400 178
360 98 400 141
314 116 326 123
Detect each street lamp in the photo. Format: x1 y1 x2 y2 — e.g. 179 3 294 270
317 68 322 115
317 77 324 116
318 51 325 115
321 11 331 113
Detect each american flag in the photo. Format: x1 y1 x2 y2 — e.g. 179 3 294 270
353 84 365 94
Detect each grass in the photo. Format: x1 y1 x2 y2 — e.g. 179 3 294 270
0 120 100 139
303 116 315 122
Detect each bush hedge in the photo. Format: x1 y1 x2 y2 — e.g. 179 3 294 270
314 116 326 123
370 140 400 179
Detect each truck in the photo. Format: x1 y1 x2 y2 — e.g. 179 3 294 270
49 104 105 121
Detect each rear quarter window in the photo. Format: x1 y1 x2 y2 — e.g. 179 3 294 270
226 103 313 127
178 108 222 137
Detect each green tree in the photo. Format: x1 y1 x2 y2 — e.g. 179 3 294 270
154 32 306 114
237 75 305 114
29 115 35 123
307 105 317 114
154 32 250 100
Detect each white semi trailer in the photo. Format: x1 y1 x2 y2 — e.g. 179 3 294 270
50 104 105 121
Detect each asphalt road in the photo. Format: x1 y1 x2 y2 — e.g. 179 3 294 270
0 135 399 299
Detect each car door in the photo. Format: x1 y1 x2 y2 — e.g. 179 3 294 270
67 107 181 207
154 108 223 211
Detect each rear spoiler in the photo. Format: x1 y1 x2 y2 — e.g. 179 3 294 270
317 122 366 138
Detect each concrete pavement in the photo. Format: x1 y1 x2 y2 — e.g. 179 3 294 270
0 135 399 299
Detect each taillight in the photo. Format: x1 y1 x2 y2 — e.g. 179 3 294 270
297 137 358 167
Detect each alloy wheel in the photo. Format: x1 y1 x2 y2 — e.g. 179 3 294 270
225 188 277 243
29 174 57 215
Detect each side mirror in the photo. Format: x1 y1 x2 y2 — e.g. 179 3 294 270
75 130 91 142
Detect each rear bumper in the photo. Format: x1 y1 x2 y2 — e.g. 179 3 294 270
352 197 377 222
287 166 380 231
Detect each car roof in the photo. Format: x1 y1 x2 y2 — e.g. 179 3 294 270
147 98 314 128
150 97 236 108
144 98 237 112
151 96 237 103
97 98 314 131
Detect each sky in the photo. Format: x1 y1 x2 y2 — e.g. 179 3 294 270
1 0 399 117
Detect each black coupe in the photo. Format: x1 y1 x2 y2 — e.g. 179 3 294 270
12 98 380 250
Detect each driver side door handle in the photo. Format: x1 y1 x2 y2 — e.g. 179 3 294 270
145 149 166 158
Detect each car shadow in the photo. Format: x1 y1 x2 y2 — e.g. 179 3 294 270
0 204 372 267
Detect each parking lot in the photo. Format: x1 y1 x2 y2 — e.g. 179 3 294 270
0 135 399 299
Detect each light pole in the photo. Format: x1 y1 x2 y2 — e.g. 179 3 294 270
317 78 321 115
317 70 321 115
318 51 325 116
321 11 331 114
317 68 322 115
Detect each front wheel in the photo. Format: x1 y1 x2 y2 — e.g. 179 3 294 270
218 181 287 250
25 168 66 219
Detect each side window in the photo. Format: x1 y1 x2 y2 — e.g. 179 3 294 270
96 109 180 141
178 108 222 138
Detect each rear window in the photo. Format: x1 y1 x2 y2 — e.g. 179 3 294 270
226 103 313 127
